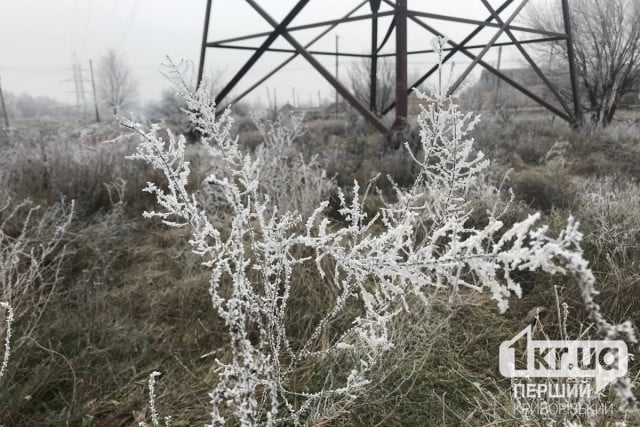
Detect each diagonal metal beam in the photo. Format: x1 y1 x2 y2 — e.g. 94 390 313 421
197 0 213 88
245 0 388 133
447 0 530 95
400 13 571 122
376 36 568 57
207 11 395 46
407 9 565 38
380 0 516 114
480 0 571 115
214 0 310 105
222 0 368 110
209 44 371 58
377 16 396 53
380 1 570 122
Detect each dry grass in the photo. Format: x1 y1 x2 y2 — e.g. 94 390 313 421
1 115 639 425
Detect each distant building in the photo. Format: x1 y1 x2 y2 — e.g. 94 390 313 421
620 83 640 107
277 102 327 120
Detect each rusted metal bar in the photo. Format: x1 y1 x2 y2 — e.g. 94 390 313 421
245 0 388 133
207 11 395 46
380 0 516 113
407 9 564 38
562 0 582 125
197 0 213 88
209 44 370 58
203 0 579 130
370 0 380 113
392 12 571 122
447 0 530 95
215 0 310 105
393 0 408 128
480 0 571 115
376 36 567 57
377 16 396 53
223 1 368 109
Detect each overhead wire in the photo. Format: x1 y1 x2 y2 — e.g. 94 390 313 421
118 0 142 48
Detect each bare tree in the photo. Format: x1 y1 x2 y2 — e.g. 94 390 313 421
348 56 395 116
97 50 138 115
526 0 640 125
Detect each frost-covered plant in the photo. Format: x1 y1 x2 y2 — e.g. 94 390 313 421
513 287 636 427
0 302 13 384
125 56 636 425
252 113 337 219
138 371 172 427
0 198 74 355
576 177 640 259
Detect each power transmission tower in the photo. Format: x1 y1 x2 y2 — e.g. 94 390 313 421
65 52 89 117
197 0 584 134
89 59 101 122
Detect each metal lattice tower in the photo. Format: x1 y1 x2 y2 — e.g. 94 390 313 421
197 0 582 134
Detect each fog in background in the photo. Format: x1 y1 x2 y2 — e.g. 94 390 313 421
0 0 541 107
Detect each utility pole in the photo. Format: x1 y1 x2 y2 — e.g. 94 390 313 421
0 75 9 129
335 34 339 118
89 60 101 122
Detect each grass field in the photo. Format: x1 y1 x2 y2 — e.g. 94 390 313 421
1 103 640 426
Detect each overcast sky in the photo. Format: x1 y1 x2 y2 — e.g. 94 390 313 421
0 0 540 108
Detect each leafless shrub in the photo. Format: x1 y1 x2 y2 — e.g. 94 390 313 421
125 53 626 425
252 113 337 219
0 196 73 357
576 177 640 259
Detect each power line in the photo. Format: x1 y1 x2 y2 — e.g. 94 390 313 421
118 0 142 48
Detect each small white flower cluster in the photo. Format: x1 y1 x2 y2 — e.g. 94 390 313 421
126 58 635 425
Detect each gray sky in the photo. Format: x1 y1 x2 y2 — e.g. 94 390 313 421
0 0 537 107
